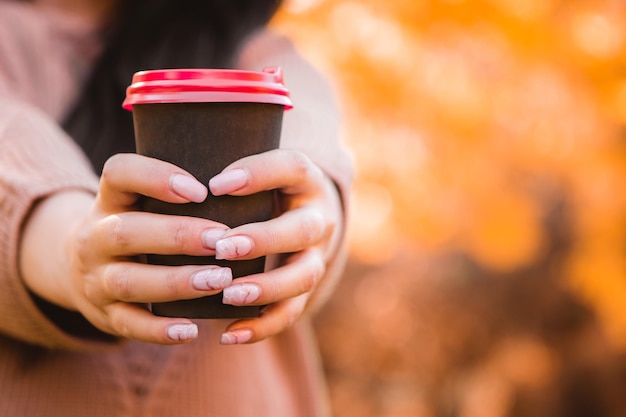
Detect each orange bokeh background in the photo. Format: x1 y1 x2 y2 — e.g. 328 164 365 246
272 1 626 416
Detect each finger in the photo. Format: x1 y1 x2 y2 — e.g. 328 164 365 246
219 294 309 345
209 149 325 197
215 206 330 260
105 303 199 345
221 249 325 307
86 263 232 304
99 153 208 212
90 211 229 257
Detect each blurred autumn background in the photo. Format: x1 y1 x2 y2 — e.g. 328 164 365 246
271 0 626 416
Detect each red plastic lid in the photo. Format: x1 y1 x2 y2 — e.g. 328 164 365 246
122 66 292 110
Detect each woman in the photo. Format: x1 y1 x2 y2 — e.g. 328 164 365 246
0 0 352 415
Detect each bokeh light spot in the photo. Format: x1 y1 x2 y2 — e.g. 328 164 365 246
348 182 397 265
571 12 624 59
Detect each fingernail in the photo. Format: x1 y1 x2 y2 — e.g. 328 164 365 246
215 236 252 259
209 169 248 196
191 268 232 290
167 323 198 342
220 329 253 345
202 228 229 250
223 283 261 305
169 174 208 203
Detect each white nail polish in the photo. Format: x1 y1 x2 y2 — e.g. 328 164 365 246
191 268 232 290
220 329 253 345
167 323 198 341
169 174 207 203
223 283 261 305
209 169 248 196
215 236 252 260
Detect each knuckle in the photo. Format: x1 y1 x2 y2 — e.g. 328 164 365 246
285 298 306 328
298 209 325 246
103 215 131 250
265 279 282 301
311 252 326 285
100 155 123 183
260 228 279 254
170 221 192 252
300 273 316 293
303 255 326 292
80 307 112 336
290 151 315 181
164 269 180 297
82 272 101 303
103 264 133 300
74 227 93 265
291 150 325 187
109 311 132 339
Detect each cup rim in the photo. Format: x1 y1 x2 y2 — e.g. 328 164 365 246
122 67 292 110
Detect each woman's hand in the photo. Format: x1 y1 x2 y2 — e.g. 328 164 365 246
21 150 344 346
208 149 344 345
21 153 235 345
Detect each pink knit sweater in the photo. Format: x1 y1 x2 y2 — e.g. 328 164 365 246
0 1 352 416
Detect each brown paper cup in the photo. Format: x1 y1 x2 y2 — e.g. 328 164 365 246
123 68 291 318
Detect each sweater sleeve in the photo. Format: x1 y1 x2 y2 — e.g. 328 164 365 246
0 98 123 349
0 1 121 350
236 29 354 313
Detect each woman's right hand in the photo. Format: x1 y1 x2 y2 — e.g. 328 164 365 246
21 154 231 344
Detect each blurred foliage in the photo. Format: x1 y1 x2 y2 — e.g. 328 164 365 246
272 0 626 416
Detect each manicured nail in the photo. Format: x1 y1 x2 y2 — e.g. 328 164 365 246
169 173 208 203
220 329 253 345
223 283 261 305
215 236 252 259
209 169 248 195
167 323 198 342
202 228 229 250
191 268 232 290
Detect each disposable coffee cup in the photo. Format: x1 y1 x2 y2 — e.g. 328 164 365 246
123 67 292 319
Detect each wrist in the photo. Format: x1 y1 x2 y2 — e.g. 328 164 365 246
19 189 94 311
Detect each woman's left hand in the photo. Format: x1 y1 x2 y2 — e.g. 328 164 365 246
207 149 344 344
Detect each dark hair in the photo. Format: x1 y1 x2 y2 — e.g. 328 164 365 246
62 0 282 173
